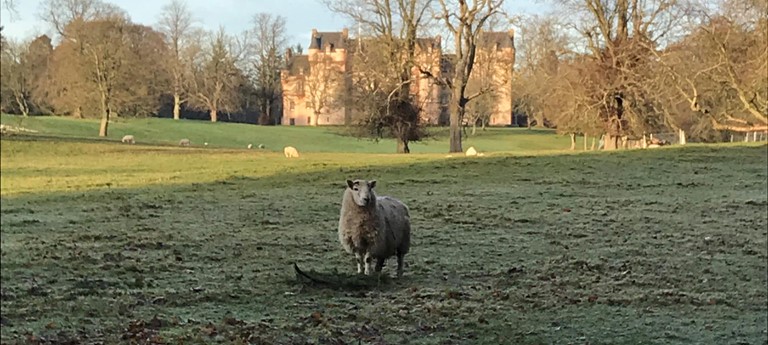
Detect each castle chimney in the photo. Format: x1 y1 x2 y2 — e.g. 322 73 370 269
342 28 349 39
285 48 293 62
312 28 318 37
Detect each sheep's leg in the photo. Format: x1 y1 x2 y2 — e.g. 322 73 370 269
374 257 385 273
396 252 405 277
363 253 374 275
355 253 364 274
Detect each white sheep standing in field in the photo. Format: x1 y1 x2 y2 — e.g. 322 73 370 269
179 138 191 146
247 144 253 149
121 135 135 144
284 146 299 158
338 179 411 277
465 146 478 156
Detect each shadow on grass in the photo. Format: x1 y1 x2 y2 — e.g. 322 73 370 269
292 263 398 291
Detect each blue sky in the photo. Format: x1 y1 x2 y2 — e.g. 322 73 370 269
0 0 550 48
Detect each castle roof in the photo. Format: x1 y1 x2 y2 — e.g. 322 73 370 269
285 55 310 76
309 31 347 50
478 30 515 50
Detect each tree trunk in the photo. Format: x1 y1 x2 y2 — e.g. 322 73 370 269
396 138 410 154
74 106 83 119
569 133 576 150
210 108 218 122
173 93 181 120
603 134 620 150
99 92 109 137
471 120 477 136
14 94 29 116
678 128 686 145
449 89 463 153
99 113 109 137
482 118 487 131
591 136 596 150
583 134 588 151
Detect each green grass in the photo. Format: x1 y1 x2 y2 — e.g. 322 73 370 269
0 113 571 153
1 136 766 344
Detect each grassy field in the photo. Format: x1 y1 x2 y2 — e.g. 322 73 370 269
1 136 766 344
0 114 571 154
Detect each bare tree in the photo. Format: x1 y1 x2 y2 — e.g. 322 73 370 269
304 53 343 126
246 13 288 125
651 0 767 134
0 38 31 115
553 0 687 149
39 0 123 39
323 0 434 153
186 27 242 122
157 0 196 120
513 14 569 128
435 0 506 153
40 0 130 136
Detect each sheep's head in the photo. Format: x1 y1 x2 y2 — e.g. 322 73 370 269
346 179 376 207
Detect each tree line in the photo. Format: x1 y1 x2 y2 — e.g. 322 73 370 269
1 0 766 151
1 0 288 137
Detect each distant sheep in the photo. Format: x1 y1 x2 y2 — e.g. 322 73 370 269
258 144 265 149
284 146 299 158
338 179 411 277
204 142 208 146
465 146 478 156
247 144 253 149
179 138 191 147
121 135 135 144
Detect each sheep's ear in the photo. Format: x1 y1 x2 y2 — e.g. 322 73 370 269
368 180 376 189
346 179 354 189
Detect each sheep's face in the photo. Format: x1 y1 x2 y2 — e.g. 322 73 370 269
346 179 376 207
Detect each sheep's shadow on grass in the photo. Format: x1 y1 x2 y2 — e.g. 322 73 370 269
292 263 403 292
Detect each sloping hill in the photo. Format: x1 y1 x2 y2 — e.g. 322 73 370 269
0 114 571 153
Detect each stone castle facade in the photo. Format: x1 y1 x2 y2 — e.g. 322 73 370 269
280 28 515 126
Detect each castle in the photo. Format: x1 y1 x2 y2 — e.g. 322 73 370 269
280 28 515 126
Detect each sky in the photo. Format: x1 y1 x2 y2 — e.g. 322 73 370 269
0 0 551 48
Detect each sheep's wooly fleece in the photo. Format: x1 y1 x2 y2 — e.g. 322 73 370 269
338 179 411 277
284 146 299 158
465 146 478 156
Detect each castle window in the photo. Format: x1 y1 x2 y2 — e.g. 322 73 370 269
329 43 335 52
289 101 295 110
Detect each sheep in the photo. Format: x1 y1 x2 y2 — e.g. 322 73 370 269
247 144 253 149
121 135 135 144
179 138 191 146
284 146 299 158
338 179 411 277
465 146 478 156
258 144 265 149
